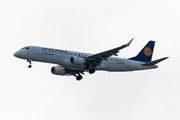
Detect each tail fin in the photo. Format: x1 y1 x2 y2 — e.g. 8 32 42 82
129 41 155 62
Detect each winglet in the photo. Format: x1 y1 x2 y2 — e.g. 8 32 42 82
127 38 134 46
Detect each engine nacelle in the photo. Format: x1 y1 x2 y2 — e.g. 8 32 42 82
70 56 85 66
51 66 66 75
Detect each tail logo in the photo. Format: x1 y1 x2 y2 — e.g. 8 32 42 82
144 47 152 56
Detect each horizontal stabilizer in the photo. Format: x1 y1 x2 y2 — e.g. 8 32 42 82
141 57 169 66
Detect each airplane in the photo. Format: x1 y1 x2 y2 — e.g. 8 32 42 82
14 38 168 81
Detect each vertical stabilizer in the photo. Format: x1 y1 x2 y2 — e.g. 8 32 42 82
129 41 155 62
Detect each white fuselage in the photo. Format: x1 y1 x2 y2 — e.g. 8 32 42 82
14 46 156 72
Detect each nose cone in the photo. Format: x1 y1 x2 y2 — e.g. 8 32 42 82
14 51 20 58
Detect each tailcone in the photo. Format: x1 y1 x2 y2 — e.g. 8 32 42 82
153 65 158 68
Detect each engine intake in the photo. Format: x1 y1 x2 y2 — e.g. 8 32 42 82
51 66 66 75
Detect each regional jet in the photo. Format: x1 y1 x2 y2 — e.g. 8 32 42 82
14 38 168 80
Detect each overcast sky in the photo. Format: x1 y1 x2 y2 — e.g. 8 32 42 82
0 0 180 120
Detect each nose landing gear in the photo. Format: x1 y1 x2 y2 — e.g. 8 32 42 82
28 65 32 68
27 59 32 68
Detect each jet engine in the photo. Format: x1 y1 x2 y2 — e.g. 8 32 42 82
70 56 85 66
51 66 66 75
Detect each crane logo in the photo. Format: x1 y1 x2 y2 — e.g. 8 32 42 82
144 47 152 56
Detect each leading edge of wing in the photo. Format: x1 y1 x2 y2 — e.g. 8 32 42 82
86 38 134 61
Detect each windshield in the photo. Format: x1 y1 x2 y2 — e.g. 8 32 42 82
21 47 29 50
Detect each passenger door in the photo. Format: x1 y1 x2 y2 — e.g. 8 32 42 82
35 47 40 55
126 59 130 67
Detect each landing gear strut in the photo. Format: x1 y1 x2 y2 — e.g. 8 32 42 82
27 59 32 68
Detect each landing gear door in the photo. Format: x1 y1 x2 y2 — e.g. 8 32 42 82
35 47 40 55
126 59 130 67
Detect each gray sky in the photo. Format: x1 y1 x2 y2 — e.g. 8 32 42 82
0 0 180 120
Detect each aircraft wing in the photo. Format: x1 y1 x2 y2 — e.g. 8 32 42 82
86 38 133 67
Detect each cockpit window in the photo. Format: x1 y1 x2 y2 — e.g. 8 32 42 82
21 47 29 49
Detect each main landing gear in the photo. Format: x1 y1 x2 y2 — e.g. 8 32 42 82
89 68 95 74
75 68 95 81
76 74 83 81
27 59 32 68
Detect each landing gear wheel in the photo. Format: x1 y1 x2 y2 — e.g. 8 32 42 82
89 68 95 74
28 65 32 68
76 75 83 81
